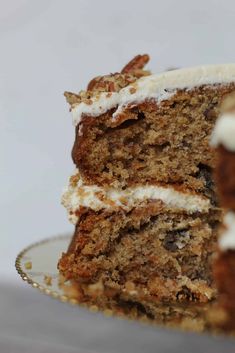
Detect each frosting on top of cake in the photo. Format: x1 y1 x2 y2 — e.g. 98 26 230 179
219 212 235 251
71 64 235 126
211 113 235 151
62 170 211 224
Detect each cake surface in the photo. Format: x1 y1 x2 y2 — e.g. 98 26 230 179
58 56 235 324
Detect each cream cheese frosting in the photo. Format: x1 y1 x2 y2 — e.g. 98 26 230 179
210 113 235 151
219 212 235 250
72 64 235 126
62 170 211 224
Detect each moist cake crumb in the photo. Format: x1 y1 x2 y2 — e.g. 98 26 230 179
58 55 235 323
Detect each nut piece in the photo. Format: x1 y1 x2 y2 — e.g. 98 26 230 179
121 54 150 74
64 54 151 108
87 73 136 93
64 91 82 105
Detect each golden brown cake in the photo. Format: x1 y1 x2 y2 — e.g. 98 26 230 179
211 94 235 331
58 55 235 322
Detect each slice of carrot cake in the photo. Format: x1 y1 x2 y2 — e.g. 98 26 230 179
212 94 235 331
58 55 235 321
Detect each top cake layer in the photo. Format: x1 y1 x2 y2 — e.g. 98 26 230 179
65 57 235 190
71 64 235 127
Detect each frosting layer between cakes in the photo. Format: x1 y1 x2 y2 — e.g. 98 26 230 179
62 170 211 224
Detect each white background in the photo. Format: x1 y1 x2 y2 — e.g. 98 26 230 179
1 0 235 280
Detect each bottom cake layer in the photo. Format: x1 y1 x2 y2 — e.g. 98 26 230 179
59 276 215 332
58 201 221 315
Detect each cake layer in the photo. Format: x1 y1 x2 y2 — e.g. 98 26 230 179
60 278 212 330
71 84 235 190
213 109 235 249
62 170 211 224
71 64 235 125
58 202 221 308
211 111 235 210
211 93 235 331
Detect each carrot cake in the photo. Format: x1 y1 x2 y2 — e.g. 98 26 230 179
58 55 235 321
212 94 235 330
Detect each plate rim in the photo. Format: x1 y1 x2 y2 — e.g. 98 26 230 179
15 234 78 304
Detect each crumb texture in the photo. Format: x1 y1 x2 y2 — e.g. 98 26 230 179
59 57 233 323
58 203 221 318
72 85 235 193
